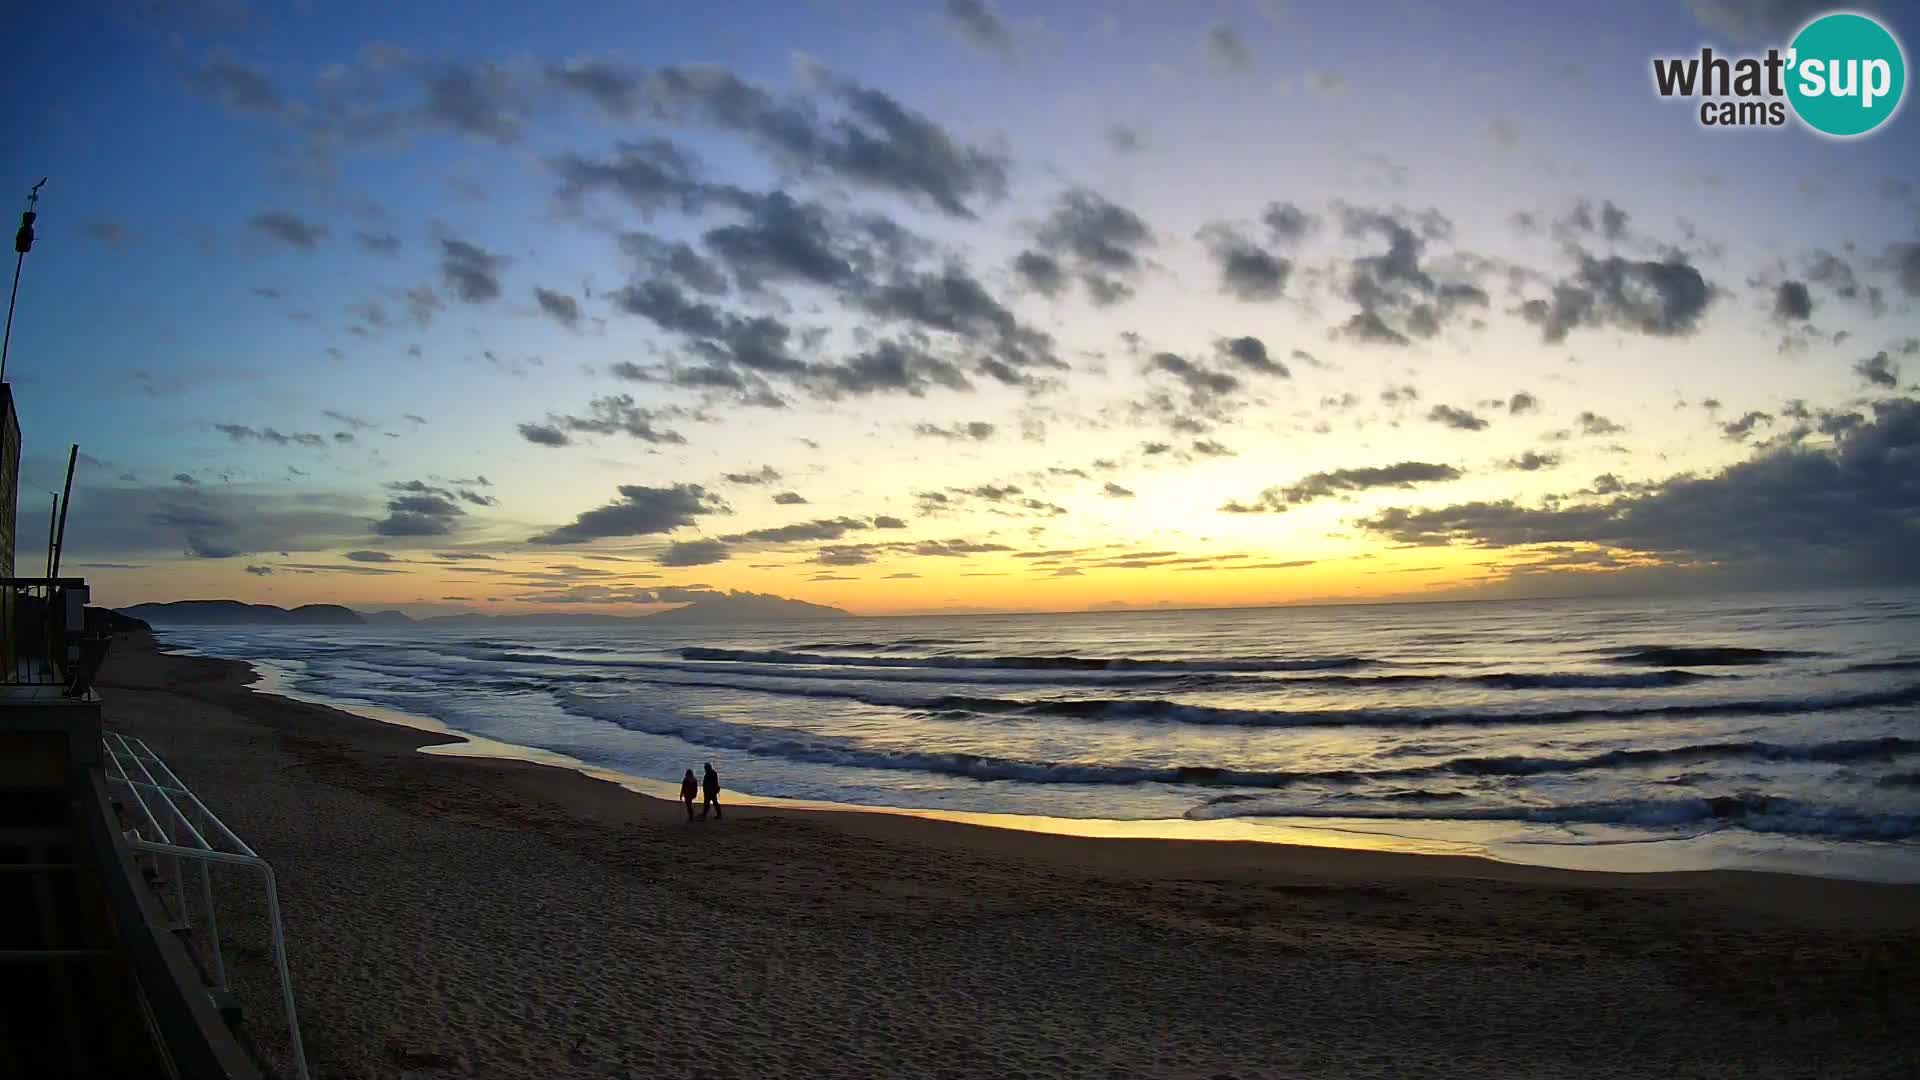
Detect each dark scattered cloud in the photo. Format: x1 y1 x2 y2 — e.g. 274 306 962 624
1887 242 1920 298
1105 124 1142 154
1206 24 1252 71
943 0 1015 56
1103 482 1135 498
357 232 401 255
245 564 274 576
1216 335 1290 378
772 491 809 505
658 538 731 566
526 394 687 445
422 62 525 143
214 424 328 448
373 481 467 537
85 221 130 248
191 57 284 114
530 483 729 544
1508 391 1540 416
1221 462 1463 512
1196 223 1291 301
1773 280 1813 321
344 549 397 563
1720 410 1774 442
1336 204 1487 346
1576 411 1626 436
1428 404 1490 431
1687 0 1855 43
1854 351 1900 388
1191 439 1235 457
1021 187 1155 306
913 421 995 441
551 138 710 215
440 237 506 303
534 287 581 328
1362 395 1920 585
249 211 328 250
1506 451 1562 472
1518 252 1712 343
724 465 782 485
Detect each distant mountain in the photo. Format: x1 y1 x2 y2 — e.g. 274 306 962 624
118 600 365 626
116 592 850 628
644 593 849 623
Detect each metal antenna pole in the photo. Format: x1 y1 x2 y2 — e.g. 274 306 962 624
2 178 48 384
51 444 77 579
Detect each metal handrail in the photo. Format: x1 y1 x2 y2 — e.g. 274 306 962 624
103 733 309 1080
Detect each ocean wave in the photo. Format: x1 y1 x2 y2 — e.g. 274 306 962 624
678 647 1372 673
1183 793 1920 840
565 674 1920 730
1845 658 1920 674
555 691 1920 791
791 638 977 650
1602 646 1819 667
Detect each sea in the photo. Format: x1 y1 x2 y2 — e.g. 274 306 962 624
154 589 1920 882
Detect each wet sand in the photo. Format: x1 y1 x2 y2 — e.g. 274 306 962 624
100 633 1920 1079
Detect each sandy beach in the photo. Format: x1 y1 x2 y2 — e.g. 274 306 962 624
98 632 1919 1079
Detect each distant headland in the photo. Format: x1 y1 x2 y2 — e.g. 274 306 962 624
119 592 852 627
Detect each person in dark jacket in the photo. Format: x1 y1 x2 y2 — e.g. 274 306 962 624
701 762 722 820
679 769 699 821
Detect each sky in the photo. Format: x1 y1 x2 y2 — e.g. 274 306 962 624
5 0 1919 616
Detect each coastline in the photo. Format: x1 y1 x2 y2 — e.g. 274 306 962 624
99 632 1920 1078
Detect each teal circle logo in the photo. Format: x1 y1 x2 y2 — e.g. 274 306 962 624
1787 12 1906 137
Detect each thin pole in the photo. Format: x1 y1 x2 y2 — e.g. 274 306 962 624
44 494 56 579
2 179 47 385
51 444 76 579
1 250 23 382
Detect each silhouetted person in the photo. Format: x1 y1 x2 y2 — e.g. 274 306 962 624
680 769 698 821
701 762 722 820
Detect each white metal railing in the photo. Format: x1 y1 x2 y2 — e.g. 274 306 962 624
102 733 309 1080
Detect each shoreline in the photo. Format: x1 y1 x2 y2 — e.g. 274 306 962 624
97 631 1920 1078
204 637 1918 884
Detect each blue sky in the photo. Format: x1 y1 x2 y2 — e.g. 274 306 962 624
5 0 1918 615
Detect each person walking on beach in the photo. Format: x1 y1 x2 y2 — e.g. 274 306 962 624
679 769 699 821
701 762 722 820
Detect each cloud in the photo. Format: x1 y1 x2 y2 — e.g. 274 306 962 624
1720 410 1774 441
913 421 995 441
1102 482 1135 498
1854 351 1900 389
215 424 328 448
551 138 710 215
85 221 129 248
344 549 397 562
1215 335 1290 378
1105 124 1142 154
191 57 284 114
1207 24 1252 71
534 287 580 328
1022 187 1155 306
563 63 1009 218
1505 451 1562 472
658 538 731 566
357 232 401 255
873 515 907 529
518 422 570 447
527 394 687 445
1773 280 1813 321
772 491 809 505
723 465 782 485
245 564 274 575
440 237 506 303
59 481 376 563
1428 404 1490 431
1191 439 1235 457
1508 391 1540 415
530 483 729 544
943 0 1015 56
1888 242 1920 297
1336 204 1487 346
373 481 467 536
1361 395 1920 585
1221 461 1463 512
1197 223 1291 301
721 515 874 544
1576 411 1626 436
422 62 525 143
250 211 328 250
619 232 731 296
1687 0 1853 43
1519 251 1712 343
